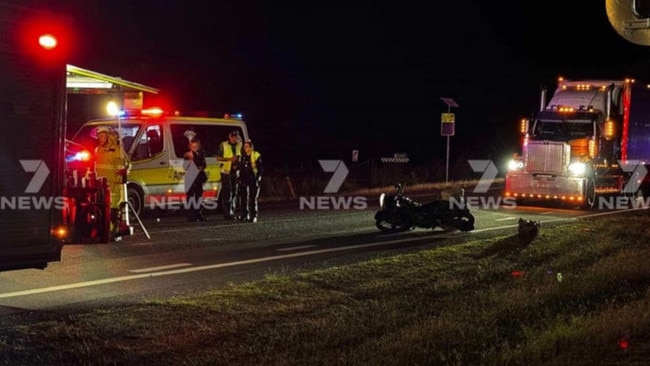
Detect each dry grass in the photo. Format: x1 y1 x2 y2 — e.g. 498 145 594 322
1 210 648 365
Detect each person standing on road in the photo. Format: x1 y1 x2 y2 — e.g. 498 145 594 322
184 138 208 222
237 139 263 223
216 130 241 220
94 126 129 239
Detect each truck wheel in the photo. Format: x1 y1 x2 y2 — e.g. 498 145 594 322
585 179 597 209
127 186 143 216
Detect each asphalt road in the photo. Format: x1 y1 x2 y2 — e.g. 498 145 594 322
0 191 636 315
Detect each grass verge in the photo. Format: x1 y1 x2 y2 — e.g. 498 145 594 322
1 210 649 365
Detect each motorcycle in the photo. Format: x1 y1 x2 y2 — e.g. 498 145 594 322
374 183 475 233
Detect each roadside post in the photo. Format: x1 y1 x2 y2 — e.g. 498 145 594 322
440 97 458 184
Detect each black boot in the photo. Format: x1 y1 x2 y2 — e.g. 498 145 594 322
110 208 121 242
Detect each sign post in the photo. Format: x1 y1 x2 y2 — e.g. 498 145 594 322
440 97 459 184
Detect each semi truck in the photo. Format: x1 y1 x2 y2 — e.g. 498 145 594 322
505 77 650 208
0 2 70 270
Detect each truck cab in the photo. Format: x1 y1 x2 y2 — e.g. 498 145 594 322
505 79 638 208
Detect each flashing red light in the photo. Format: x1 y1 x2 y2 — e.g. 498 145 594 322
76 151 91 162
66 150 92 163
142 107 165 116
18 12 74 64
618 338 629 349
38 34 58 50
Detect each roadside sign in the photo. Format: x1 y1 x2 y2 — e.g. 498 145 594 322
441 113 455 136
381 153 409 163
352 149 358 162
381 157 409 163
441 113 455 123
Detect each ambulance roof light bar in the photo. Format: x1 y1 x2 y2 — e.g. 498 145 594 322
224 113 243 120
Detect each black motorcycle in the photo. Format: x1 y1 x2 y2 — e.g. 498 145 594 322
374 183 475 233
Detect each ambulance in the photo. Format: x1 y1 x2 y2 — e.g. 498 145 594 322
70 110 250 215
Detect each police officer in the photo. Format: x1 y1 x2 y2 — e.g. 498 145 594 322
237 139 263 223
94 126 129 239
216 130 242 220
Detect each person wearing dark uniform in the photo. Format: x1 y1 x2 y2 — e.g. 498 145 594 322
183 138 207 222
237 139 263 222
216 130 241 220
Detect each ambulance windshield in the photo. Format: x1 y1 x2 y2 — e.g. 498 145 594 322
72 123 142 152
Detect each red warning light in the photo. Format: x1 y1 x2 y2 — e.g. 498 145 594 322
38 34 58 50
510 270 526 278
17 12 74 65
142 107 165 116
618 337 629 349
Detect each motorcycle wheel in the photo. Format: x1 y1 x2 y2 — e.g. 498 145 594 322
452 212 475 232
375 219 413 233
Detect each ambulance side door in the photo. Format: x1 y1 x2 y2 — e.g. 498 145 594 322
128 124 169 196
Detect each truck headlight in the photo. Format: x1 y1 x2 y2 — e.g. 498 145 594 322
568 162 587 176
508 159 524 171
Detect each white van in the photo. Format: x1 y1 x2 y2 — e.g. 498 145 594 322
70 112 250 215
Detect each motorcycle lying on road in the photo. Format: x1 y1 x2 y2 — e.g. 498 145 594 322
374 183 475 233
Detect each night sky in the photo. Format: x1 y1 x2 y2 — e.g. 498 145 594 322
28 1 650 167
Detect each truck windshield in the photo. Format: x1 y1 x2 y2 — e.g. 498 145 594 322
531 111 596 141
533 120 594 141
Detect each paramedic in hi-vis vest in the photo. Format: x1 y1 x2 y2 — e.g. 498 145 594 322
237 139 263 223
94 126 129 239
216 130 242 220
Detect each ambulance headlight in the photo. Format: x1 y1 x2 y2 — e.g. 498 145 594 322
568 162 587 176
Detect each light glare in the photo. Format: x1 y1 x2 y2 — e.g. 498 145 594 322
38 34 57 50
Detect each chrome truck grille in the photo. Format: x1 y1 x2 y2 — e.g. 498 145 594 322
524 141 568 174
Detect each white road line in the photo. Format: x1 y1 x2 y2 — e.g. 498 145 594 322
495 217 518 221
129 263 193 273
1 208 640 300
277 245 318 252
579 207 647 218
0 235 458 299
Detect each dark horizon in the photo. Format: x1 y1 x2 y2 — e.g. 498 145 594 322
21 0 650 168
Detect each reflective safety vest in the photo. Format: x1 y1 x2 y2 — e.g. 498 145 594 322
95 140 129 209
220 140 242 174
249 150 261 175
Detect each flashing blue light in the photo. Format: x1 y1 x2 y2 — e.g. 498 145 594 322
66 151 91 163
